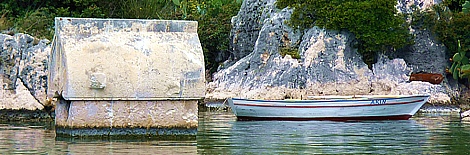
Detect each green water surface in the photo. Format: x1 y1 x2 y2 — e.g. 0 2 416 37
1 108 469 154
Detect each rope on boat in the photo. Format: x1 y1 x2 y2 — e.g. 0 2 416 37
217 98 229 111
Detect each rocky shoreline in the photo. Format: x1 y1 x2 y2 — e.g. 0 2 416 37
2 0 470 122
0 100 464 122
205 0 469 113
0 109 53 122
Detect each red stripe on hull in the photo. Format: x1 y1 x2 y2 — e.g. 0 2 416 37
236 115 412 121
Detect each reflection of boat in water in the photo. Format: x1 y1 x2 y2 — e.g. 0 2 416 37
225 119 430 154
228 94 430 121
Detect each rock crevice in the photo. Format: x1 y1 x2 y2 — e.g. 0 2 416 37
0 33 50 110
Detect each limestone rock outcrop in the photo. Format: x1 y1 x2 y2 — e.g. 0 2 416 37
207 0 458 104
0 33 50 110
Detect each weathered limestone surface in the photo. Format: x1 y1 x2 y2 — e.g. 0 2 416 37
207 0 459 104
55 100 197 136
0 33 50 110
0 78 43 110
49 18 203 136
394 0 447 76
229 0 268 61
50 18 205 100
55 100 197 128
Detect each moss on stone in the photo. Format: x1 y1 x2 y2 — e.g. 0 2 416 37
279 47 301 59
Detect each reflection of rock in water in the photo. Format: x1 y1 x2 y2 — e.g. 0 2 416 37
0 122 196 154
63 143 196 154
419 104 461 113
0 109 53 121
0 123 51 153
413 113 455 130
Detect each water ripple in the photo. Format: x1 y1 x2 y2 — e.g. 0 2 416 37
198 110 470 154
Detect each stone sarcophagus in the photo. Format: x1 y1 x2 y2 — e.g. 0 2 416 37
48 17 205 136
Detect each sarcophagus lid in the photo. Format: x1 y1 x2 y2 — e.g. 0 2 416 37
48 18 205 100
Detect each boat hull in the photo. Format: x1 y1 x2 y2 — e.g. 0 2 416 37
227 95 429 121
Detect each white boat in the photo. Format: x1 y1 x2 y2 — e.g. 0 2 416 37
227 94 430 121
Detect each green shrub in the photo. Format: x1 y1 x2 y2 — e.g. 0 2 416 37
276 0 413 67
0 13 11 31
420 3 470 56
0 0 112 39
0 0 242 76
14 8 55 39
195 0 242 74
413 0 470 83
450 40 470 81
119 0 175 19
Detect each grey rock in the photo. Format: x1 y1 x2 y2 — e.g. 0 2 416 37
207 0 458 103
393 30 447 75
299 27 372 84
393 0 447 75
208 0 374 99
396 0 443 14
373 54 411 83
0 33 50 105
230 0 280 62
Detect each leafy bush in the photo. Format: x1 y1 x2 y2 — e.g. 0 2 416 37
0 13 11 31
450 40 470 80
119 0 175 19
14 8 55 39
0 0 242 76
413 0 470 83
195 0 242 74
276 0 412 67
420 3 470 55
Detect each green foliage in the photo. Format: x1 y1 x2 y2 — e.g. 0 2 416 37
450 40 470 81
279 47 301 59
0 0 112 39
0 0 242 75
276 0 412 67
463 1 470 13
411 1 470 85
195 0 242 74
119 0 174 19
14 8 55 39
415 1 470 83
423 4 470 55
0 13 11 31
444 0 468 12
173 0 181 6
